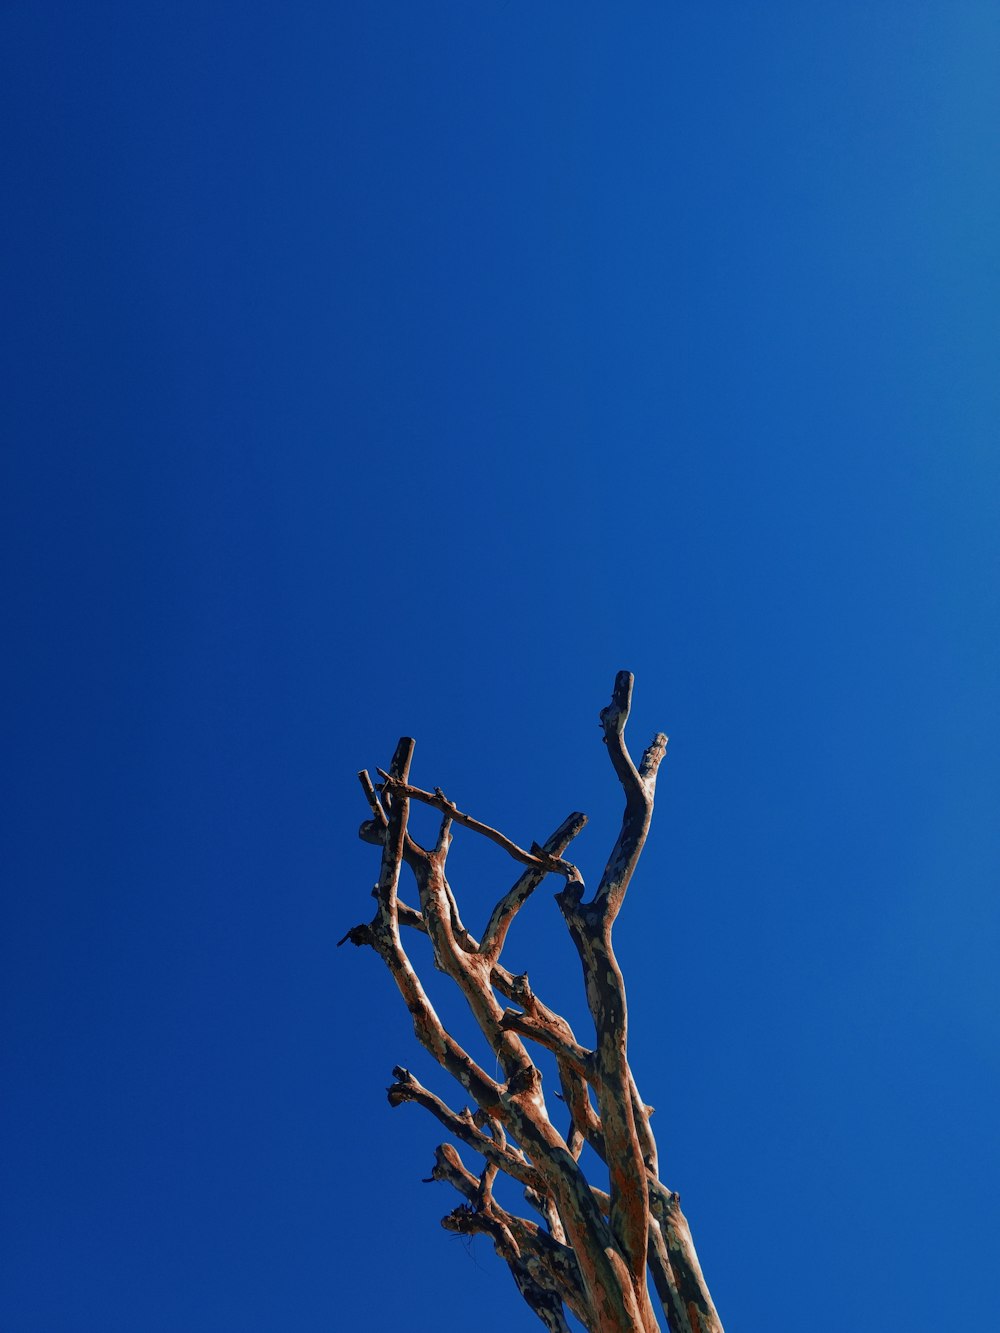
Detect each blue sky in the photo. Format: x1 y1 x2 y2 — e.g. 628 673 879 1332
2 3 999 1329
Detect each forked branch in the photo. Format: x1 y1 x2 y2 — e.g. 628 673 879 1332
344 674 723 1333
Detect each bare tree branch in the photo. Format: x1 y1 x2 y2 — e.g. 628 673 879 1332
428 1143 590 1326
593 670 667 923
480 811 588 961
378 777 581 882
388 1066 543 1195
550 673 663 1293
373 737 414 927
357 769 387 826
344 675 724 1333
499 1008 594 1081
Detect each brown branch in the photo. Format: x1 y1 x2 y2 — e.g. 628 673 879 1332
524 1184 568 1246
361 760 645 1325
343 831 510 1125
551 673 668 1303
378 777 580 881
593 670 667 923
375 811 617 1299
358 874 611 1188
442 1201 521 1261
372 738 414 927
395 1054 712 1333
357 769 387 826
433 812 453 859
401 837 533 1087
647 1216 692 1333
555 940 648 1293
480 811 588 961
365 881 608 1168
428 1144 589 1326
387 1067 543 1195
395 899 424 932
499 1008 594 1082
630 1070 659 1175
491 970 609 1166
379 878 475 954
380 895 612 1166
648 1183 724 1333
510 1261 575 1333
348 688 719 1333
401 1064 700 1333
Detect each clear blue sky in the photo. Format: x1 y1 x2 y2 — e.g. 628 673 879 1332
3 4 999 1330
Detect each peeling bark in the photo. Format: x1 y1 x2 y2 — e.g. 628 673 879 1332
341 674 724 1333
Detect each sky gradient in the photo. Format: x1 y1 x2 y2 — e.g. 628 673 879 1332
3 4 999 1330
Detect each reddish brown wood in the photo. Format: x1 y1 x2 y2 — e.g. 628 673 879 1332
341 674 724 1333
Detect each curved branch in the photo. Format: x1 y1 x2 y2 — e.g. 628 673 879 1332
594 670 667 923
388 1066 543 1194
480 811 588 961
379 777 580 882
429 1144 589 1325
499 1009 594 1082
373 738 414 927
552 673 669 1298
347 686 718 1333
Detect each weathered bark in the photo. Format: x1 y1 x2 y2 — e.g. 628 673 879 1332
340 673 724 1333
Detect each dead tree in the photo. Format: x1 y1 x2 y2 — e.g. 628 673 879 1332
340 672 723 1333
